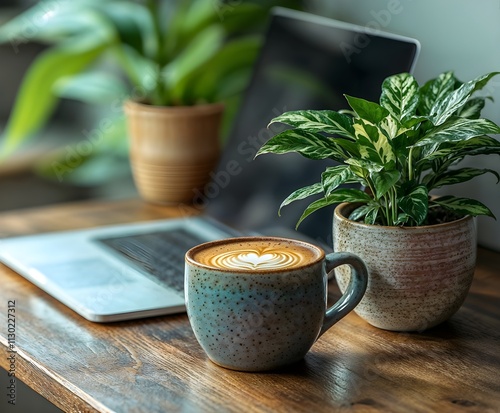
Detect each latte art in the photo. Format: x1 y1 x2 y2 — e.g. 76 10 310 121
209 248 303 270
189 238 323 272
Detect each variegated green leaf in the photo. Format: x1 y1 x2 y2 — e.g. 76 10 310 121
430 72 499 125
432 196 495 218
457 98 486 119
380 72 419 122
345 158 383 176
339 109 356 117
353 119 396 166
268 110 355 139
372 170 401 199
256 70 500 228
398 185 429 225
422 135 500 161
413 117 500 148
345 95 389 124
348 204 380 224
364 207 380 225
418 71 457 116
466 71 500 93
462 140 500 157
403 116 430 129
390 117 428 152
256 129 345 161
394 213 411 226
332 138 360 158
379 115 399 140
321 165 359 196
279 182 323 214
425 167 500 189
296 189 372 228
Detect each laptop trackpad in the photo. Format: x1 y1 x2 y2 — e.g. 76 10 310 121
34 259 137 289
29 258 184 321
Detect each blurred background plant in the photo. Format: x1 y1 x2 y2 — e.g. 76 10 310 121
0 0 303 189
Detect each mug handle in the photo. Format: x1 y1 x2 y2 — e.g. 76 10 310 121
318 252 369 337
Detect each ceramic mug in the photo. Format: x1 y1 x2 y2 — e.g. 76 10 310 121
185 236 368 371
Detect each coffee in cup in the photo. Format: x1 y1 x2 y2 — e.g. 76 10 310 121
191 238 318 271
185 236 368 372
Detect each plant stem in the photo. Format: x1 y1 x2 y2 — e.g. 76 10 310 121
383 195 391 226
147 0 168 105
391 187 398 225
408 146 414 181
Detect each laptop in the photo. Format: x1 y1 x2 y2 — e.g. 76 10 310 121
0 8 420 322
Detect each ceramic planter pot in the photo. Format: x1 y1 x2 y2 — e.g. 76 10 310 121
333 202 477 332
124 100 224 204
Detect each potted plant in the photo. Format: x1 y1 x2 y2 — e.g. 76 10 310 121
0 0 300 203
256 70 500 331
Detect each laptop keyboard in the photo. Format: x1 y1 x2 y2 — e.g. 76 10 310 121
96 229 206 293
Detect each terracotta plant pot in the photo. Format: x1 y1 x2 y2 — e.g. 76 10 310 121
124 100 224 204
333 202 477 332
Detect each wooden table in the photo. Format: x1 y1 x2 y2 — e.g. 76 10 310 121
0 199 499 413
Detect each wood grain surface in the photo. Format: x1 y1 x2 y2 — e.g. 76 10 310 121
0 199 499 413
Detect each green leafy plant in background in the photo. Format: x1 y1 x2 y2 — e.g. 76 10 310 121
257 71 500 227
0 0 300 182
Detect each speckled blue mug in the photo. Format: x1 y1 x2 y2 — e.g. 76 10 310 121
185 236 368 372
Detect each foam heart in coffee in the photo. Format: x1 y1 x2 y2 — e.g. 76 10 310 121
191 238 321 271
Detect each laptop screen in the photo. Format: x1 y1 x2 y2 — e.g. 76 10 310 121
206 8 420 245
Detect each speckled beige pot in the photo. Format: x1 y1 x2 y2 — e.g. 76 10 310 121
125 100 223 204
333 202 477 332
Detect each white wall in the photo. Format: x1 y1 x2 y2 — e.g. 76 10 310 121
307 0 500 251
